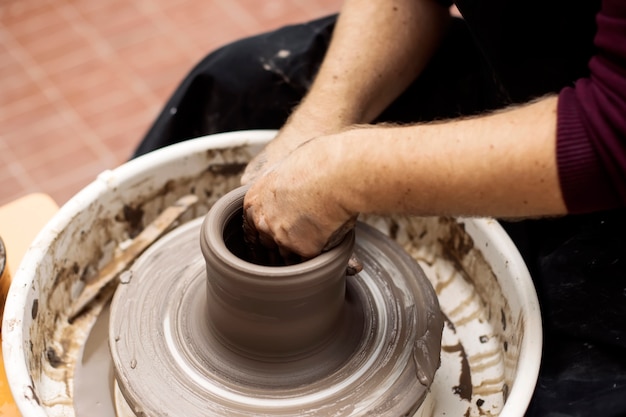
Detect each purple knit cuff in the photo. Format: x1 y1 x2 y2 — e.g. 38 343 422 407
556 88 619 213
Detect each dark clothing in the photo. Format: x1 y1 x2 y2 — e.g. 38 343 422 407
133 2 626 416
557 0 626 212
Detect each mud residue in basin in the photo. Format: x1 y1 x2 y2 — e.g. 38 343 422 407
120 204 144 238
443 342 472 401
31 298 38 320
207 161 247 177
46 347 64 368
438 217 474 262
360 214 522 415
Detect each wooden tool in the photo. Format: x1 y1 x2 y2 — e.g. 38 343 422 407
69 194 198 321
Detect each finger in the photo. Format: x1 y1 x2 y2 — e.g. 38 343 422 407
246 206 278 249
258 229 278 250
241 208 256 236
322 215 358 252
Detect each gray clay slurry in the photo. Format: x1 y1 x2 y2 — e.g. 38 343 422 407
109 188 443 416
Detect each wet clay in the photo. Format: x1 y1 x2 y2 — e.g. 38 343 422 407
201 186 354 358
108 187 444 416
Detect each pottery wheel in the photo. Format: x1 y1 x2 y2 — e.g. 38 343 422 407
109 217 443 416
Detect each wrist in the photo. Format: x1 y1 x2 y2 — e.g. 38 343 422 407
329 126 414 217
288 92 367 133
321 129 376 217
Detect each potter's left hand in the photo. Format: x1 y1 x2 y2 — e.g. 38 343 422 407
244 135 358 258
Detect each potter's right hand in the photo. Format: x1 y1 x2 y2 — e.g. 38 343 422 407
241 106 359 185
240 105 350 185
243 134 358 258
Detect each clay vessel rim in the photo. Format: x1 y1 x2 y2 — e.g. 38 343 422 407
201 223 354 281
201 185 353 281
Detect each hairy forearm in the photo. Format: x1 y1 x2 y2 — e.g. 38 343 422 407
288 0 450 132
332 96 567 218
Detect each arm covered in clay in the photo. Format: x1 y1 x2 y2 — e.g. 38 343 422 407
244 96 567 257
241 0 451 183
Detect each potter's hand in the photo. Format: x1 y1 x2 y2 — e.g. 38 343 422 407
240 0 451 187
241 125 314 185
243 136 358 258
241 109 354 185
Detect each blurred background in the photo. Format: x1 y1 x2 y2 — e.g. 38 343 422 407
0 0 343 206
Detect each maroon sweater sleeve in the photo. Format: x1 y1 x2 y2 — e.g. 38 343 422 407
557 0 626 213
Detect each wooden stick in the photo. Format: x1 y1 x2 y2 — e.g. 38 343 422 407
69 194 198 321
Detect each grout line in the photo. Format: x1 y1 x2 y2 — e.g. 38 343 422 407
214 0 263 35
291 0 322 18
0 25 117 168
56 2 161 109
1 3 62 37
27 47 93 77
38 158 109 196
293 0 340 18
0 141 38 192
0 95 54 121
133 1 202 63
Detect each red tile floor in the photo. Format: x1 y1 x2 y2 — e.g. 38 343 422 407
0 0 343 207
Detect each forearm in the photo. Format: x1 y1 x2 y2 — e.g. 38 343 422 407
287 0 451 133
333 96 567 218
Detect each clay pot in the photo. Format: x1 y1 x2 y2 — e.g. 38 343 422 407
200 186 355 359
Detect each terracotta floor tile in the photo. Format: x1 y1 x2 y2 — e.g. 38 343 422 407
100 120 150 162
4 122 86 162
160 0 229 32
0 43 26 81
308 0 343 14
0 175 30 205
13 25 94 70
116 35 190 79
23 141 102 184
232 0 314 30
48 57 124 99
81 97 154 137
0 0 343 207
0 2 60 32
96 14 160 52
1 99 64 137
0 81 46 117
76 1 145 34
41 160 112 205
